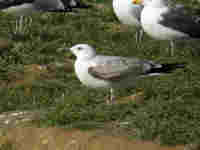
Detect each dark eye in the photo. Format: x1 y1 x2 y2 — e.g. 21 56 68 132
77 47 82 50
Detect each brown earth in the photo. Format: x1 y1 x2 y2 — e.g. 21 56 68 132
0 127 186 150
0 110 192 150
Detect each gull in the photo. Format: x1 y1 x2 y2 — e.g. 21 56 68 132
0 0 67 34
113 0 144 45
132 0 200 55
67 44 185 104
1 0 67 14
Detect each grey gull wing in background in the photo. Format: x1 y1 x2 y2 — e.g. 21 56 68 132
0 0 68 14
60 0 91 12
133 0 200 55
0 0 34 9
67 44 185 104
113 0 144 46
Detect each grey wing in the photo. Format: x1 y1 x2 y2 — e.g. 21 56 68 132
0 0 34 9
34 0 64 11
88 56 152 81
159 8 200 38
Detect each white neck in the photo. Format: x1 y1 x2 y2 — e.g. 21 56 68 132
145 0 168 8
77 52 96 61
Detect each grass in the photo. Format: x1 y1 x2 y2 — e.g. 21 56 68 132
0 0 200 146
0 142 16 150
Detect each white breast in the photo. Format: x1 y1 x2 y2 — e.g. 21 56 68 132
113 0 141 27
75 60 111 89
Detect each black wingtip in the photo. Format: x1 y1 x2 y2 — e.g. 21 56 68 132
74 4 92 9
163 63 186 73
160 63 186 71
45 7 78 13
146 63 186 74
69 3 92 9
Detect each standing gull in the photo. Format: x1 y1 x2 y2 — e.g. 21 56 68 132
67 44 185 104
0 0 67 33
113 0 144 45
132 0 200 55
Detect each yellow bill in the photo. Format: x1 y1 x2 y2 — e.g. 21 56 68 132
132 0 143 4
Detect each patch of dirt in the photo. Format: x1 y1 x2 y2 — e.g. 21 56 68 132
0 127 186 150
117 91 144 104
0 110 190 150
110 23 134 33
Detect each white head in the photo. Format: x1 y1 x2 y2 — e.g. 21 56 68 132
132 0 168 8
69 44 96 60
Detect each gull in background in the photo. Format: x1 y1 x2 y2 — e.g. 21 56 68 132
132 0 200 55
113 0 144 46
0 0 68 33
67 44 185 104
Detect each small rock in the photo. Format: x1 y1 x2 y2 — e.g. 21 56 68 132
117 91 144 104
0 38 12 49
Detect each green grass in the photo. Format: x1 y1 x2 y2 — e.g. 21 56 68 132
0 0 200 146
0 142 16 150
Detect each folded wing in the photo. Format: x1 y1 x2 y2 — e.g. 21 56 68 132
88 56 153 81
159 8 200 38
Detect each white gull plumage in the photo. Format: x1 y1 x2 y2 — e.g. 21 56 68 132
67 44 185 104
113 0 144 45
133 0 200 55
